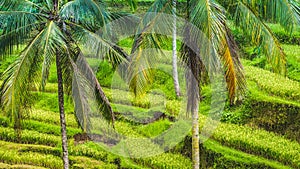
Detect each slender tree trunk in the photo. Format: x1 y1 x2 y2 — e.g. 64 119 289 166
172 0 181 97
56 54 69 169
187 66 200 169
186 0 200 168
191 91 200 169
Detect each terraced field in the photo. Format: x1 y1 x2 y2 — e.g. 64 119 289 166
1 59 300 168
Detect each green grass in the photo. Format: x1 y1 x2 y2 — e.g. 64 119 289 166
1 38 300 168
0 127 60 147
137 119 172 137
282 44 300 82
203 139 292 169
32 92 74 113
0 141 62 168
0 140 120 169
205 115 300 168
27 109 78 128
244 65 300 101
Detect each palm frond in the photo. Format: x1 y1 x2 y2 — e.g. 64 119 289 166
0 11 45 56
0 29 45 129
236 2 286 74
126 0 138 12
128 0 174 96
67 22 129 67
70 58 93 132
60 0 110 31
72 54 115 126
222 27 246 103
0 21 67 129
0 0 36 11
40 22 68 90
181 0 246 102
242 0 300 33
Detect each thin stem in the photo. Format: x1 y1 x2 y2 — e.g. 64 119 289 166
56 52 69 169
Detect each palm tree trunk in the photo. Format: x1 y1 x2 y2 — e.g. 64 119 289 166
191 92 200 169
56 53 69 169
172 0 180 97
187 66 200 169
186 0 200 168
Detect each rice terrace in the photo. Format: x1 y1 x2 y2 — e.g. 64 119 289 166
0 0 300 168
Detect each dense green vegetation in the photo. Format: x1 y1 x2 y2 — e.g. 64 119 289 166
1 48 300 168
1 0 300 169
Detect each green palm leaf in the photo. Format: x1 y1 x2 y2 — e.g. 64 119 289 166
236 2 286 74
67 22 129 67
60 0 110 30
72 55 115 126
1 21 67 130
242 0 300 33
128 0 173 96
182 0 245 102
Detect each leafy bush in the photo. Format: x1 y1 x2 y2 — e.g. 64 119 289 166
242 44 300 82
165 100 181 116
95 61 115 88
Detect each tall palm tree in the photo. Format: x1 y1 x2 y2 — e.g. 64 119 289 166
127 0 300 168
172 0 181 97
0 0 128 168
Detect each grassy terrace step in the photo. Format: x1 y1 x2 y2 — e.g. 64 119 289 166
247 81 300 108
7 98 300 168
33 85 181 117
0 116 80 139
0 163 47 169
0 142 62 168
0 127 60 147
202 139 292 169
27 109 78 128
70 141 192 169
243 65 300 101
199 115 300 168
0 141 119 169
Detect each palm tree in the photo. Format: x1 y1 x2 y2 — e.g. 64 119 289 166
127 0 300 168
0 0 128 168
172 0 181 97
